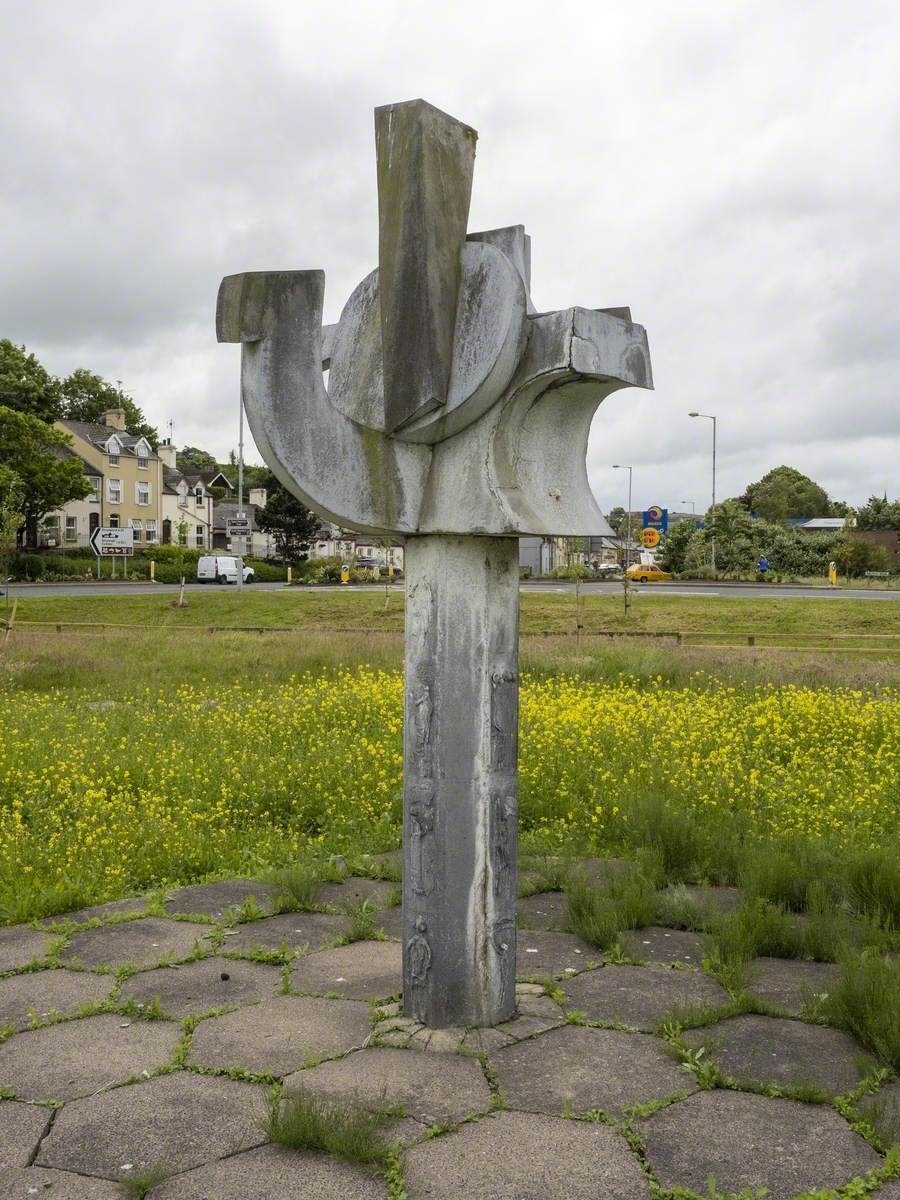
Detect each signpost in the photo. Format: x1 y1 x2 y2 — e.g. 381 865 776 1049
642 505 668 533
90 527 133 578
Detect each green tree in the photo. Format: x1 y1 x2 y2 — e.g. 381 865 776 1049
742 466 831 522
256 472 320 561
607 506 627 535
0 407 91 547
855 495 900 531
832 534 890 578
0 340 62 422
60 369 158 444
658 519 695 574
176 446 218 473
0 465 25 581
707 499 755 575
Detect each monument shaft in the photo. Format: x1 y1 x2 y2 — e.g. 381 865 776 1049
402 535 519 1027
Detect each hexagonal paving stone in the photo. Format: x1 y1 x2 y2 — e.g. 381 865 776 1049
516 930 596 978
120 956 281 1017
187 994 371 1075
517 892 569 931
0 1167 121 1197
288 1046 493 1125
642 1090 882 1200
0 968 115 1031
164 878 276 918
151 1143 386 1198
0 1101 52 1168
619 927 705 966
404 1110 650 1199
61 918 212 970
745 956 840 1015
491 1024 694 1117
373 907 403 939
37 1072 266 1179
219 911 347 956
317 878 398 910
562 964 729 1031
0 1014 179 1101
682 1014 871 1094
164 1144 390 1198
0 925 52 971
872 1184 900 1200
290 940 401 1000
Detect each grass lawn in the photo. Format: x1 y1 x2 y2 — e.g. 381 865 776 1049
9 585 900 636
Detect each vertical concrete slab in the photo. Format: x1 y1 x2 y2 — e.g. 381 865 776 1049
375 100 477 434
402 535 519 1027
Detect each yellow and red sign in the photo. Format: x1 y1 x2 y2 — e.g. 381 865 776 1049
641 528 660 548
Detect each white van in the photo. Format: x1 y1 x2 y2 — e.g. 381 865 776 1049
197 556 255 584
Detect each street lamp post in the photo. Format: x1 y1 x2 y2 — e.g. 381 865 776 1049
688 413 716 574
612 464 633 568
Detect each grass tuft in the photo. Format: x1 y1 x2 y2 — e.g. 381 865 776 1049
117 1164 172 1198
265 861 323 914
823 951 900 1070
566 870 657 952
339 898 384 944
265 1085 400 1167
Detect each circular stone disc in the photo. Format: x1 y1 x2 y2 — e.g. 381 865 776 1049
328 241 527 445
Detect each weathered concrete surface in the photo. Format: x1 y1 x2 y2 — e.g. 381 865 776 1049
642 1090 882 1200
290 1046 493 1125
375 99 475 434
745 956 840 1015
404 1110 651 1199
187 995 371 1075
164 879 275 918
683 1014 870 1094
620 927 705 966
402 535 519 1028
62 918 211 970
491 1025 693 1117
0 1014 179 1101
120 956 281 1017
0 968 114 1030
317 878 398 910
517 892 570 931
562 964 728 1030
290 940 401 1001
0 1167 121 1197
150 1144 386 1199
0 925 51 970
515 930 595 978
220 911 346 955
37 1072 266 1179
858 1076 900 1145
0 1100 51 1167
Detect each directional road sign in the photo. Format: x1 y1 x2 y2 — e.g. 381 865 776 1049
90 527 134 556
226 517 252 538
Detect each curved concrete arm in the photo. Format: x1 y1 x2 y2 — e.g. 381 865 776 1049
216 270 431 536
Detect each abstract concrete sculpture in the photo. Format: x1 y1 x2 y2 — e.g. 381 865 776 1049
217 99 652 1028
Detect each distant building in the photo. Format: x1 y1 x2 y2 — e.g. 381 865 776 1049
796 518 852 534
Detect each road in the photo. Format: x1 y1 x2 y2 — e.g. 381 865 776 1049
3 580 898 601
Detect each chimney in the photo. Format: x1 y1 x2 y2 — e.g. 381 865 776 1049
157 438 177 469
100 408 127 431
249 487 267 508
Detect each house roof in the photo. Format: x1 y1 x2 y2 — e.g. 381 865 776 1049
51 443 103 476
59 420 157 458
798 517 850 530
213 500 261 531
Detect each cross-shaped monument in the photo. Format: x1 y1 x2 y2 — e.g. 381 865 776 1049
217 99 653 1029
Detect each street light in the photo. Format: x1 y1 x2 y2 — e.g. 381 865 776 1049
688 413 716 574
612 464 633 568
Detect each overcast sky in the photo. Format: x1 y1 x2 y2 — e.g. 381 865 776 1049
2 0 898 513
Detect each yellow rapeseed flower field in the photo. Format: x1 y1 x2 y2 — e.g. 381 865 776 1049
0 670 896 920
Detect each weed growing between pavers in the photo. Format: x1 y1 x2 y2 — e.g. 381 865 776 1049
117 1163 172 1198
566 870 657 951
264 861 323 913
824 951 900 1070
264 1083 402 1168
338 898 385 945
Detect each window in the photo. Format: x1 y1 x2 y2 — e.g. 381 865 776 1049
89 478 101 503
65 516 77 543
131 519 142 542
195 488 204 507
136 482 151 506
108 453 119 466
137 456 148 469
195 528 205 547
146 520 157 543
108 478 122 503
109 512 120 528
